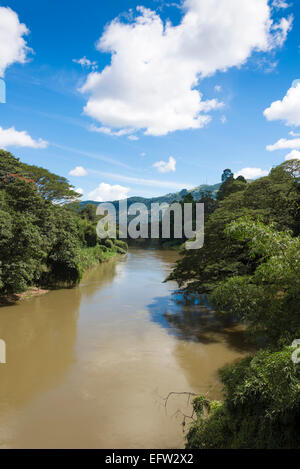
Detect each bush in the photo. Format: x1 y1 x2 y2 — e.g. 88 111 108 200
186 347 300 449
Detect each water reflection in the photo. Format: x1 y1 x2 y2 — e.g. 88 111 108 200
148 292 252 353
80 256 121 299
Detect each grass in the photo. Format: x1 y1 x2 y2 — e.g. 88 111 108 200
78 243 127 272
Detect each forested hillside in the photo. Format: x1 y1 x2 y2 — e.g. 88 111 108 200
167 160 300 449
0 151 127 296
81 182 221 213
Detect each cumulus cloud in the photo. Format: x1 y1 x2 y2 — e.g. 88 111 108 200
264 81 300 126
75 188 84 195
72 56 98 70
0 126 48 149
266 137 300 151
234 167 269 179
284 149 300 161
153 156 176 173
81 1 291 136
0 7 32 77
69 166 88 177
88 182 130 202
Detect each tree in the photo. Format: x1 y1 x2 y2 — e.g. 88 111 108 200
80 203 98 223
211 217 300 347
22 164 80 203
217 169 247 201
168 161 300 293
186 347 300 449
0 151 80 204
0 151 128 295
221 169 233 183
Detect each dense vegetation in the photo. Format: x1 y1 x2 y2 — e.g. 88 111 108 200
0 151 127 295
167 160 300 448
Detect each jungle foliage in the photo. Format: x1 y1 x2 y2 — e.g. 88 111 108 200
0 151 127 294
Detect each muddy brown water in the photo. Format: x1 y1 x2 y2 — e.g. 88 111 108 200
0 249 250 449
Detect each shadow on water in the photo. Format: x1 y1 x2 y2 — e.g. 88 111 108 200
147 292 254 354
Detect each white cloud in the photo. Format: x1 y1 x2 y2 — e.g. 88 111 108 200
0 7 32 77
285 149 300 161
72 56 98 70
75 188 84 195
81 1 291 136
153 156 176 173
140 152 146 157
214 85 222 92
88 182 130 202
90 125 135 137
221 115 227 124
272 0 291 9
264 81 300 126
128 135 139 141
234 167 269 179
69 166 88 177
289 130 300 137
0 126 48 149
266 137 300 151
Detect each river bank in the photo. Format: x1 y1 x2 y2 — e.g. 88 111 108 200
0 245 127 306
0 287 49 306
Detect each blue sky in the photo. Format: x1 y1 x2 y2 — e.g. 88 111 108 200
0 0 300 200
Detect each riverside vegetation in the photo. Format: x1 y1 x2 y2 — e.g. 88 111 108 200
167 160 300 449
0 150 127 297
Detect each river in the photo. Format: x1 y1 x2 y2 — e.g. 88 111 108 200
0 249 250 449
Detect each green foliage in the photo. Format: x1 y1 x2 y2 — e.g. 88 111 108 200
113 239 128 254
78 245 113 271
168 162 300 293
80 203 98 223
0 152 127 294
211 218 300 346
187 348 300 449
217 168 247 201
0 150 80 204
158 190 217 249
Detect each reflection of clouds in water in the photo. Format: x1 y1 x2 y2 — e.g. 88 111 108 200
147 292 252 353
147 292 214 338
114 258 128 282
147 290 253 400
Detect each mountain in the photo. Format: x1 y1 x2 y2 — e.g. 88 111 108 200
80 183 221 210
